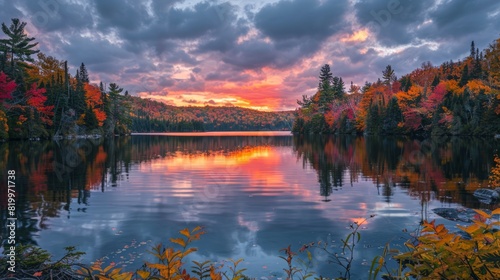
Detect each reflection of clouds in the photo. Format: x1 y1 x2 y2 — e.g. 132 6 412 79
238 215 259 232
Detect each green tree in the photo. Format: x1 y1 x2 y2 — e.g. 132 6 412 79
78 63 89 83
459 64 469 87
332 76 345 99
83 105 98 130
318 64 333 91
0 18 39 78
318 64 334 112
382 97 403 134
382 65 396 86
105 83 131 135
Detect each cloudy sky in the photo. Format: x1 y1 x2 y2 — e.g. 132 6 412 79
1 0 499 110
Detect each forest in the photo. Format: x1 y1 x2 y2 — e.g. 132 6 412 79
130 98 294 132
292 37 500 136
0 18 293 140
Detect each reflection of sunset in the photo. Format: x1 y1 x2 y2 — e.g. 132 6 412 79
142 147 274 172
350 217 369 226
137 146 299 198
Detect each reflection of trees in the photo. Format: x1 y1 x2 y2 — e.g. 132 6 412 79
129 135 293 161
0 137 132 248
0 135 292 249
293 135 499 207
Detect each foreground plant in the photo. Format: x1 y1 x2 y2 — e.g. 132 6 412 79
299 215 374 280
0 244 84 279
372 209 500 280
135 226 205 279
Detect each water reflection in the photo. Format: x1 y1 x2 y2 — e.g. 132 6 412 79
0 134 499 278
293 135 498 208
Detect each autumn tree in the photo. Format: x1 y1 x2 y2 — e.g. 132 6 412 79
25 53 65 88
0 71 15 101
84 83 106 126
485 37 500 90
0 71 15 139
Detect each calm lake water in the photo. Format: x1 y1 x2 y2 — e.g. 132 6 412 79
1 132 500 278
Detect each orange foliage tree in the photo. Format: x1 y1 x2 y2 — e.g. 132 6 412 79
84 83 106 126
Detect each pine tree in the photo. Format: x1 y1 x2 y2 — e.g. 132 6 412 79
0 18 39 76
382 65 396 86
79 63 89 83
470 41 476 58
459 64 469 87
318 64 334 112
84 105 98 130
318 64 333 91
382 97 403 134
332 76 345 99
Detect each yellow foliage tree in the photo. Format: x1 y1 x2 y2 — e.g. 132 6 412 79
445 79 463 95
396 85 422 110
466 79 492 95
489 155 500 188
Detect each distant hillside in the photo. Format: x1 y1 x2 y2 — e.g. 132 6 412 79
129 96 295 132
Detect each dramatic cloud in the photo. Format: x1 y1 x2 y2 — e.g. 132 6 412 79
0 0 498 110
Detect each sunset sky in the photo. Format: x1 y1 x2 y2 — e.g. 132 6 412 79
1 0 499 111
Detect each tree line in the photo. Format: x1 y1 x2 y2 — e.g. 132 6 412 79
0 18 133 140
129 97 294 132
293 38 500 136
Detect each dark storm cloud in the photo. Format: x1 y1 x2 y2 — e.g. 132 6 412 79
255 0 348 41
11 0 93 33
416 0 500 48
196 18 248 53
221 0 350 70
59 34 129 72
94 0 150 31
354 0 435 46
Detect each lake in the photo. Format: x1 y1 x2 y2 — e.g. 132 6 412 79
1 132 499 278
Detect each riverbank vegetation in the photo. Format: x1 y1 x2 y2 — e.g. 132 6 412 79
293 37 500 136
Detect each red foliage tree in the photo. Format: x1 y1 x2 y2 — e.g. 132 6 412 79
0 72 16 101
26 83 54 125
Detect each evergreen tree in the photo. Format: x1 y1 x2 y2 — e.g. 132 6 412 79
332 76 345 99
318 64 334 112
382 97 403 134
79 63 89 83
318 64 333 91
382 65 396 86
105 83 131 135
472 50 483 79
84 105 98 130
400 75 412 92
0 18 39 77
459 64 469 87
365 104 380 135
470 41 476 58
431 75 440 88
